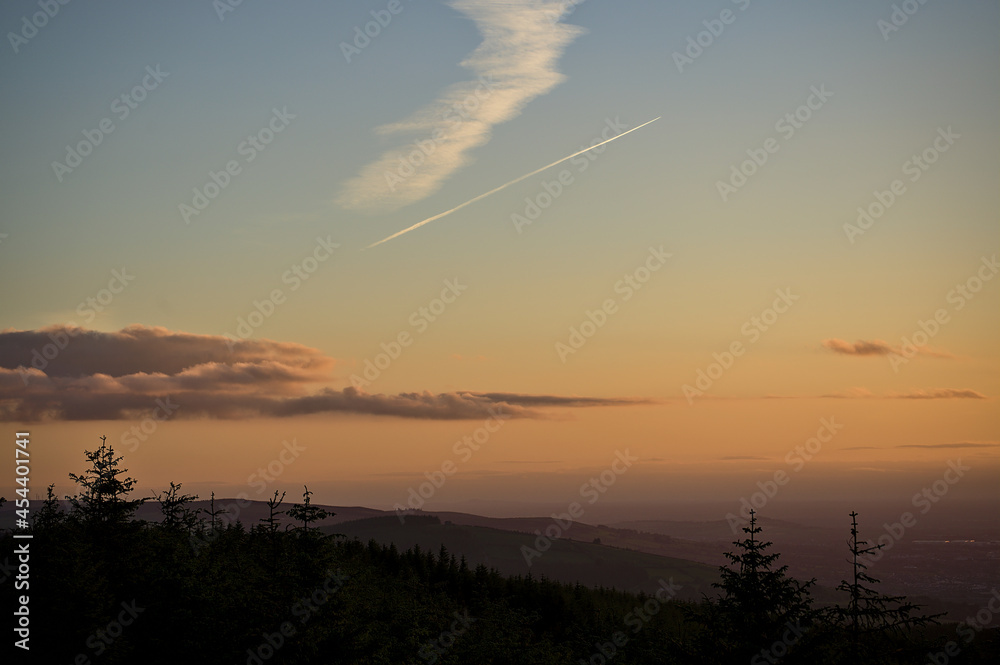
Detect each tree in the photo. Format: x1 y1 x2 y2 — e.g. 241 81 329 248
833 511 941 659
287 485 332 532
32 484 66 531
153 481 200 532
705 509 818 662
260 490 286 534
67 435 145 527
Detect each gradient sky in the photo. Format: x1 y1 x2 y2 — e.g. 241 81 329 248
1 0 997 515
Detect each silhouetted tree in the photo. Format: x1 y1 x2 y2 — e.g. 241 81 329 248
287 485 332 532
260 489 286 534
66 435 145 526
32 483 66 530
697 509 818 663
833 511 941 659
153 481 200 532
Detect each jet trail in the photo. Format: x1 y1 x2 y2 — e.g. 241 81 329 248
365 116 661 249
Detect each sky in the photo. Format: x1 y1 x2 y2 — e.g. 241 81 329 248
1 0 998 518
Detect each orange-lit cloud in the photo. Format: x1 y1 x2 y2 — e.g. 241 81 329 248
889 388 986 400
821 338 953 358
0 326 645 422
844 441 998 451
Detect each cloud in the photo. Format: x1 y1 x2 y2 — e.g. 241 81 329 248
821 338 953 359
895 441 998 449
844 441 998 451
719 455 769 461
821 338 896 356
337 0 586 213
889 388 986 400
819 387 984 400
819 387 876 399
0 324 331 379
0 325 641 422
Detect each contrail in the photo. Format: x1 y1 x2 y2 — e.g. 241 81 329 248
365 116 661 249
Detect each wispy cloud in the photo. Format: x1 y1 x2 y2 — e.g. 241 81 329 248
889 388 986 400
337 0 586 213
845 441 997 451
895 441 998 449
820 387 985 400
821 338 896 356
0 325 643 422
821 338 953 359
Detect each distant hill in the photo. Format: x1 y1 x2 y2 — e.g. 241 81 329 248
328 514 719 602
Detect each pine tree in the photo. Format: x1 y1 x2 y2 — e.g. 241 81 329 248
66 435 145 527
153 481 200 532
262 490 285 530
708 509 817 662
834 511 941 659
287 485 332 532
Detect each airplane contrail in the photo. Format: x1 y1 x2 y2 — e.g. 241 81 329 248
365 116 661 249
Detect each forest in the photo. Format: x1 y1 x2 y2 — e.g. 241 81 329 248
4 438 997 664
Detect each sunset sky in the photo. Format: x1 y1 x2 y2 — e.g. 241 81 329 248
1 0 997 515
